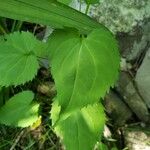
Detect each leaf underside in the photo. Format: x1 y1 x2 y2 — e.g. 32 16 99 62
0 0 104 33
0 91 39 127
48 29 120 117
0 31 46 86
51 101 105 150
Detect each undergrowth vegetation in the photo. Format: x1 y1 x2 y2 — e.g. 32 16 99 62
0 0 120 149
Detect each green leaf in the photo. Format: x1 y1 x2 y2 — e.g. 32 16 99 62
96 142 109 150
0 35 4 43
0 91 39 127
0 31 46 86
0 0 102 33
58 0 72 5
48 29 120 117
51 101 105 150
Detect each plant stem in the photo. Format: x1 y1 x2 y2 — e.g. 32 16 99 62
11 20 17 32
10 130 25 150
15 21 23 31
85 4 90 15
33 24 38 35
0 18 9 33
11 20 23 32
0 23 7 34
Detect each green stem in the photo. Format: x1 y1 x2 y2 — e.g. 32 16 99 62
11 20 23 32
11 20 17 32
85 4 90 15
15 21 23 31
0 18 9 33
0 23 7 34
33 24 38 35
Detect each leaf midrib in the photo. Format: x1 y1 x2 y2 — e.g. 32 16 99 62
65 43 82 111
84 42 97 96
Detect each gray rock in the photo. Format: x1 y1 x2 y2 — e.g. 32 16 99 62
116 72 149 122
90 0 150 34
127 21 150 61
105 91 132 126
136 48 150 108
124 126 150 150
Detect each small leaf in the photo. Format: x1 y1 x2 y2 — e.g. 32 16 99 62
0 91 39 127
51 101 105 150
0 31 46 86
48 28 120 117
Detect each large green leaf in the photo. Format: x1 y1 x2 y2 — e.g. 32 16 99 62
0 91 39 127
51 101 105 150
48 29 120 117
0 0 103 33
0 31 46 86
